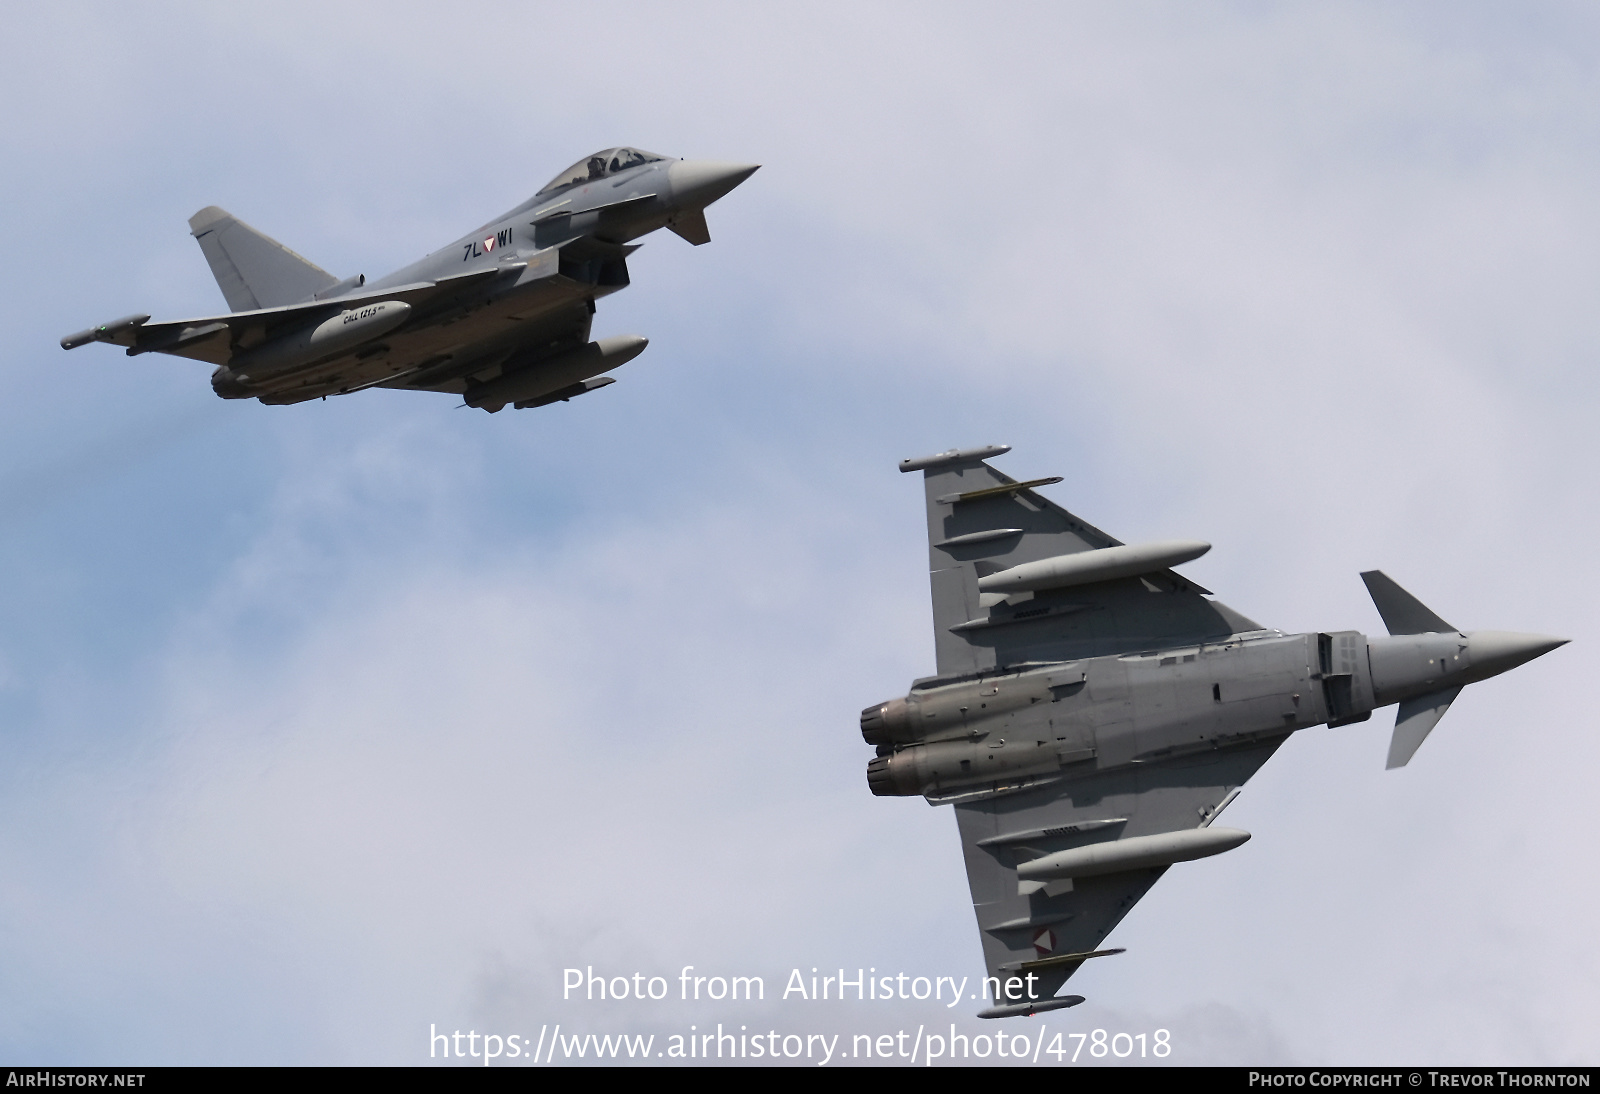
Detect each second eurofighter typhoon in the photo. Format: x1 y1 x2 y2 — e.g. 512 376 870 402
61 149 757 411
867 445 1566 1019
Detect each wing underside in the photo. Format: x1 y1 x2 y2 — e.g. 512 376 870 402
900 448 1281 1010
379 301 593 397
255 299 594 404
64 221 641 410
67 258 600 403
911 449 1262 677
955 738 1285 1002
71 266 512 366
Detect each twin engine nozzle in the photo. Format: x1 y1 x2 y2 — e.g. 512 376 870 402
859 697 910 748
859 669 1085 798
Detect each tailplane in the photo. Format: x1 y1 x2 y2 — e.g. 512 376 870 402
188 206 338 312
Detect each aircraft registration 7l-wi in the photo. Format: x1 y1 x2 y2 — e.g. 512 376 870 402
61 149 757 412
867 445 1566 1018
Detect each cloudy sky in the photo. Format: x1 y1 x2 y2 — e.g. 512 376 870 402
0 2 1595 1066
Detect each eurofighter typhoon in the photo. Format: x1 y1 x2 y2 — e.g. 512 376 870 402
61 150 757 411
865 445 1565 1019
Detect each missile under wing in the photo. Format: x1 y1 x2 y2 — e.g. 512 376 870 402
60 149 757 412
865 446 1565 1018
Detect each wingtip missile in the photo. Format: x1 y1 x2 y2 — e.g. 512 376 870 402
899 445 1011 473
60 313 150 350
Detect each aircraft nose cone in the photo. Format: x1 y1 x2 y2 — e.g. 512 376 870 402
668 160 760 209
1466 631 1569 679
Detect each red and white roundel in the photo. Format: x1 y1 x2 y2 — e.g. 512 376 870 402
1032 929 1056 955
482 236 497 253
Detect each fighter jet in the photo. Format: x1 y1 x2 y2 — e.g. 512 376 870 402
865 445 1566 1019
60 149 757 411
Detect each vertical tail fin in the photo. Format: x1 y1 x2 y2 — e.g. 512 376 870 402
188 206 338 312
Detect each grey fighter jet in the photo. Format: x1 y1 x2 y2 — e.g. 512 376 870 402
60 149 757 411
865 445 1566 1019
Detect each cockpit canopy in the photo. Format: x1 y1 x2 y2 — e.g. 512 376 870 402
537 147 668 197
